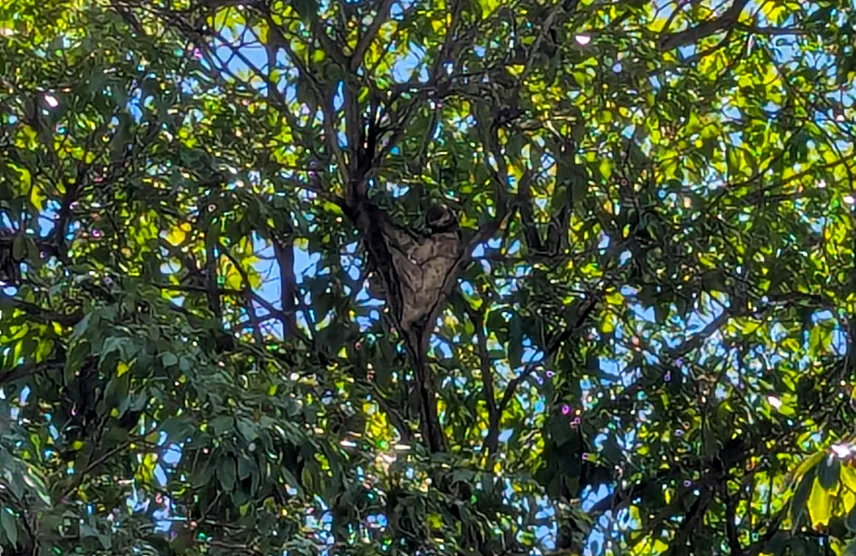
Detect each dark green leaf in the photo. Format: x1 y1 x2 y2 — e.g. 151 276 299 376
0 511 16 546
818 456 840 491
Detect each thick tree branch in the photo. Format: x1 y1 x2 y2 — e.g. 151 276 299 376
658 0 750 52
663 487 713 555
369 382 413 444
492 294 600 440
0 360 60 386
744 508 787 556
725 494 743 556
261 12 350 187
546 294 600 356
220 248 264 345
0 293 81 326
469 307 499 454
496 362 541 419
479 119 512 213
350 0 396 72
204 232 222 320
270 230 302 340
61 438 135 498
516 170 544 253
668 309 732 360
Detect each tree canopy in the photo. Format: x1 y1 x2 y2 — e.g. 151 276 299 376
1 0 856 554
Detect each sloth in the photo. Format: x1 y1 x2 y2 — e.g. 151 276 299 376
364 203 461 337
363 202 460 453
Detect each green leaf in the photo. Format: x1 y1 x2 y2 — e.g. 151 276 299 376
218 459 237 492
237 455 255 481
100 336 129 366
79 523 98 539
160 417 194 441
209 416 234 434
72 313 94 340
818 456 840 491
845 507 856 532
791 467 816 528
0 510 17 546
807 477 832 528
11 235 26 261
792 451 826 485
235 417 257 442
161 352 179 367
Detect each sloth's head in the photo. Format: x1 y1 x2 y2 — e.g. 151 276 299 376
425 204 458 233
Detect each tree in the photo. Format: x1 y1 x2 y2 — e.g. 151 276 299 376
0 0 855 554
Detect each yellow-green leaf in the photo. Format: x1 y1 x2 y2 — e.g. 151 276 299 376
808 477 832 527
602 312 617 334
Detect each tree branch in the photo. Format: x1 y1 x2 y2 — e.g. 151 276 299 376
261 12 350 187
496 362 541 419
369 381 413 444
516 170 544 253
0 360 60 386
663 487 713 555
588 468 676 514
469 307 499 454
204 231 222 320
668 309 732 360
744 508 787 556
0 293 81 326
61 438 135 498
491 294 600 439
269 229 302 340
220 247 264 346
725 493 743 556
658 0 750 51
350 0 396 72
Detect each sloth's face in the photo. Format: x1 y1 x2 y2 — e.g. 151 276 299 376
425 204 457 232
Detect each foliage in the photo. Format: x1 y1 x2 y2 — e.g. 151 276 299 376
1 0 856 554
